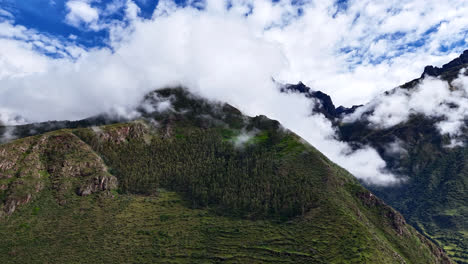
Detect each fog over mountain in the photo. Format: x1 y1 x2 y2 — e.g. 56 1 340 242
346 70 468 139
1 0 468 185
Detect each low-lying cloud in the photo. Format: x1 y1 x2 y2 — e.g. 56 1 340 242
0 0 467 185
232 130 258 149
346 71 468 140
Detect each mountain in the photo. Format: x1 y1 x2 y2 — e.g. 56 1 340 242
401 50 468 89
0 88 452 263
421 50 468 79
284 50 468 263
281 82 362 119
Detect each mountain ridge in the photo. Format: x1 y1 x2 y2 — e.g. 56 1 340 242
0 87 453 263
422 50 468 78
281 82 363 119
281 49 468 263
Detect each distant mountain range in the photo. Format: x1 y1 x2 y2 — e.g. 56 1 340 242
282 49 468 263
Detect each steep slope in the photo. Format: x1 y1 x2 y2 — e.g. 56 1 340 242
338 114 468 263
282 50 468 263
0 88 452 263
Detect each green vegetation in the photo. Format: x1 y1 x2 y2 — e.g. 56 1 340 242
73 122 317 219
0 88 453 263
0 186 450 264
339 115 467 262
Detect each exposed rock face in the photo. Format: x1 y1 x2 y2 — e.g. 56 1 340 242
357 191 407 236
4 194 31 216
417 233 454 264
0 137 46 216
0 131 118 216
355 189 452 263
77 174 118 196
92 122 147 144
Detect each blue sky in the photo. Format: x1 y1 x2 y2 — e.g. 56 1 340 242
0 0 158 47
0 0 467 185
1 0 465 65
0 0 466 102
1 0 280 48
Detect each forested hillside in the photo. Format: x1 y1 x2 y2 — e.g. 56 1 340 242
0 88 453 263
282 50 468 263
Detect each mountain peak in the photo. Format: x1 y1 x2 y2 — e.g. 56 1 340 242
421 49 468 78
0 87 454 263
281 82 362 119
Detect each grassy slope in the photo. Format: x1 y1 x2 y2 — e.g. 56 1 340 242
337 63 468 263
0 88 453 263
339 114 468 263
0 183 445 264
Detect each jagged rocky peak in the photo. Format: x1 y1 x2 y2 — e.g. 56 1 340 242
281 82 362 119
422 49 468 78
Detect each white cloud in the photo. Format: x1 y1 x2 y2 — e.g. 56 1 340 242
1 0 468 185
0 108 26 126
0 21 86 78
277 109 402 185
346 71 468 139
65 0 100 29
103 0 126 16
0 38 51 78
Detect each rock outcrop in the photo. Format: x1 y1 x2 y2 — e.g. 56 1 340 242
77 174 118 196
0 131 118 216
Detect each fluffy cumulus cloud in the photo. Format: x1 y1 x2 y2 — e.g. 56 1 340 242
0 0 467 185
65 0 100 29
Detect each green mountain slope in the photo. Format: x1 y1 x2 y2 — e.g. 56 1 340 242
0 88 453 263
281 50 468 263
336 52 468 263
339 115 468 263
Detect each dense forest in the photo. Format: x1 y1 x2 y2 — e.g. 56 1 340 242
73 88 327 219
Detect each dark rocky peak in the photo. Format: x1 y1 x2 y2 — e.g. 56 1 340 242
422 49 468 78
400 49 468 89
281 82 362 119
336 105 363 116
283 81 311 94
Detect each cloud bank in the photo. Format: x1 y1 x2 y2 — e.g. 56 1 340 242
347 71 468 139
0 0 467 185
